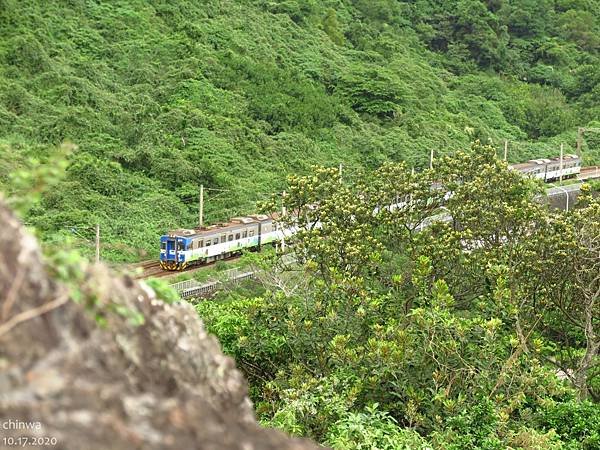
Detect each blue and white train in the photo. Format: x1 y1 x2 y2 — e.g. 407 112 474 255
160 154 581 270
160 214 293 270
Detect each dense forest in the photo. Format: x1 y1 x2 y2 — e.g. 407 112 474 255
1 0 599 260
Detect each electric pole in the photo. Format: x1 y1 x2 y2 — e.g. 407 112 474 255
504 140 508 161
559 143 564 183
281 191 286 252
429 149 434 169
281 190 287 217
199 184 204 228
95 224 100 263
410 167 415 206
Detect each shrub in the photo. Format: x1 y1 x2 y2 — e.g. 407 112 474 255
537 400 600 450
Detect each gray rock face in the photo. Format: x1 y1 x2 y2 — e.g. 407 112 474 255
0 201 322 450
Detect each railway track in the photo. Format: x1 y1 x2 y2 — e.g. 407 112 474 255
130 254 244 280
130 167 600 282
129 260 172 279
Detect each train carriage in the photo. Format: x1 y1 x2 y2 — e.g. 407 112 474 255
509 154 581 182
160 214 284 270
160 153 581 271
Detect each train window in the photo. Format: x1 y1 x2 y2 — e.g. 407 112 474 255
197 240 203 248
249 231 255 237
220 236 226 243
214 238 219 245
235 233 240 240
228 235 233 241
177 242 184 251
206 240 211 247
160 242 166 250
242 231 247 238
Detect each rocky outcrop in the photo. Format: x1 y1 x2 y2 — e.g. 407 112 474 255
0 201 322 450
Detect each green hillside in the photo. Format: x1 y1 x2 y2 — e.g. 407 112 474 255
1 0 599 260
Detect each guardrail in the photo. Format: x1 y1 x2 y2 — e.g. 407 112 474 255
170 268 256 299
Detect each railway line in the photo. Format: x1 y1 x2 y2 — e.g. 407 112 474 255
131 254 243 280
132 168 599 283
130 260 173 279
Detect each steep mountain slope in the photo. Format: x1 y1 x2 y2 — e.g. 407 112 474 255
0 0 598 260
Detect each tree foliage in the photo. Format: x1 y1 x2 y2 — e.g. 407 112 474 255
199 144 600 448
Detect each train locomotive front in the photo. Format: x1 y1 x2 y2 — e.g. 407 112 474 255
159 234 192 271
159 215 281 271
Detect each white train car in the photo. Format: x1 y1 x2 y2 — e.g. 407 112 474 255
161 154 582 270
159 214 296 271
510 154 581 182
